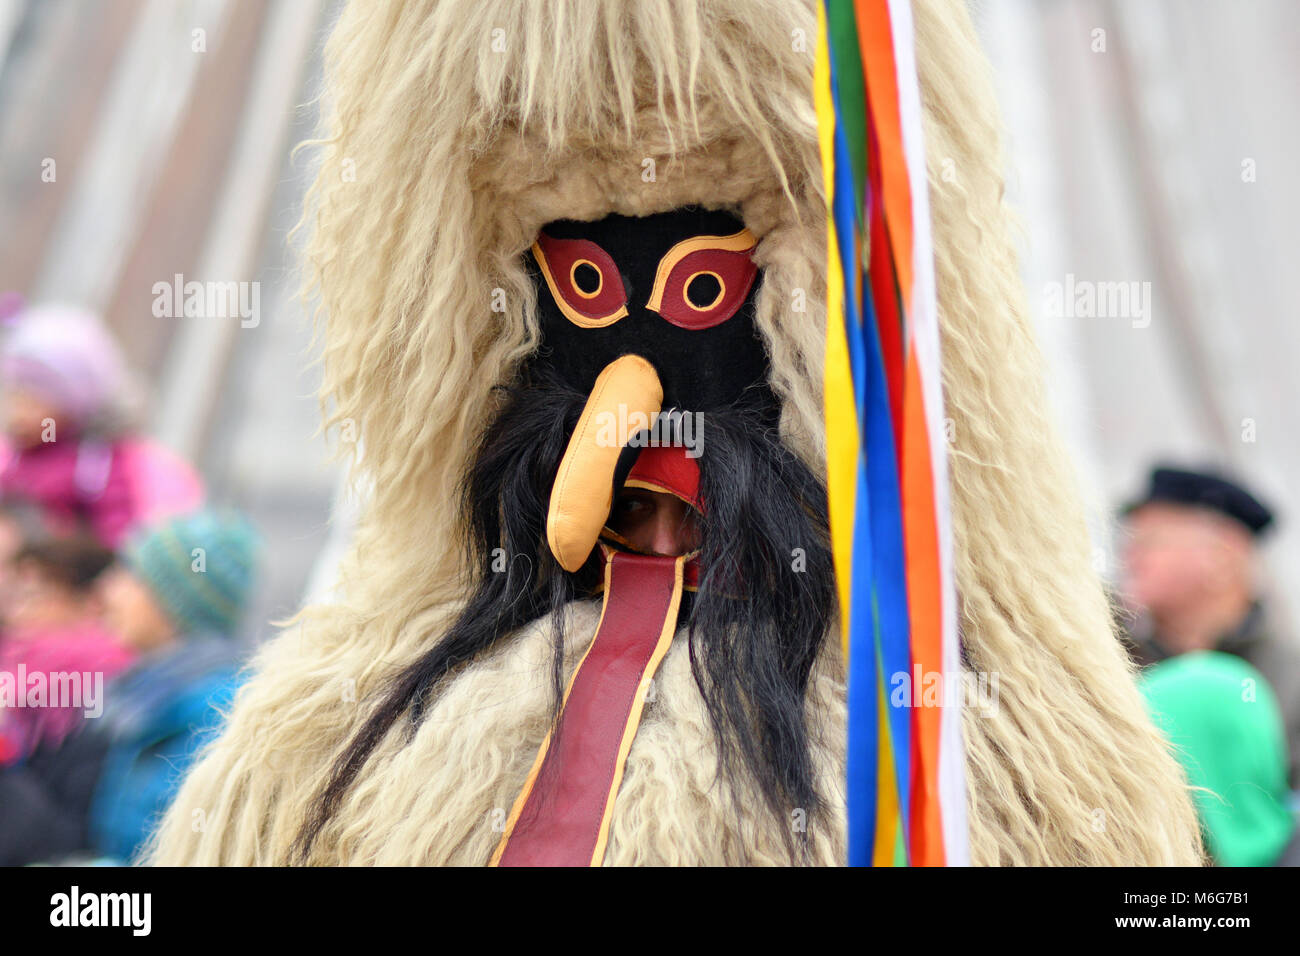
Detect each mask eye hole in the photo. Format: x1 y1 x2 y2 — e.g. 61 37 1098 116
684 271 724 311
532 234 628 328
647 229 758 331
570 260 603 298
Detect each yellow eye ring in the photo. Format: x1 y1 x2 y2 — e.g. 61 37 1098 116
569 259 603 299
683 270 725 312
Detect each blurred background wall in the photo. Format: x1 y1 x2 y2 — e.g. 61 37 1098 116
976 0 1299 635
0 0 1295 641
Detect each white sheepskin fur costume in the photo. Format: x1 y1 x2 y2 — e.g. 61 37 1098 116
147 0 1204 866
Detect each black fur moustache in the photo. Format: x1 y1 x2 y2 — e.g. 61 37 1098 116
295 366 835 862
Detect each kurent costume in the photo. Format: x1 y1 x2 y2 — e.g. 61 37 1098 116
149 0 1203 865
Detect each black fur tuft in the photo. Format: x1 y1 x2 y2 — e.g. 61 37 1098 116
294 372 834 863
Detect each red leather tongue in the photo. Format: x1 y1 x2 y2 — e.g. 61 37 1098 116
492 549 685 867
625 445 703 514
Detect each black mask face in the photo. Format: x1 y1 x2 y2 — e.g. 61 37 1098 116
525 207 784 574
528 207 773 413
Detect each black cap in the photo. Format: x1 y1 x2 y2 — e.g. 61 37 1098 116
1123 465 1275 536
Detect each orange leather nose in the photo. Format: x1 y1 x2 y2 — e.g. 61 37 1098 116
546 355 663 572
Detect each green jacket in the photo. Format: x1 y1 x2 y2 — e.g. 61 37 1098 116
1126 601 1300 789
1140 651 1296 866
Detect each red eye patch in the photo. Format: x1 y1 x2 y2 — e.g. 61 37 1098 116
532 234 628 328
646 231 758 330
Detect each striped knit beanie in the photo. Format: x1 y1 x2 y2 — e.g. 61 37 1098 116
123 510 261 636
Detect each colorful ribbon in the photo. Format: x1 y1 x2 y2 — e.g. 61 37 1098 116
815 0 968 867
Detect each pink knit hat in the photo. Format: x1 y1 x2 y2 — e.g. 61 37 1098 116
1 302 128 426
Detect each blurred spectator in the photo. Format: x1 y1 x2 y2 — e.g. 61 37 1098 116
0 301 204 549
0 498 52 628
1140 652 1299 866
0 510 260 865
0 533 131 763
1120 465 1300 787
